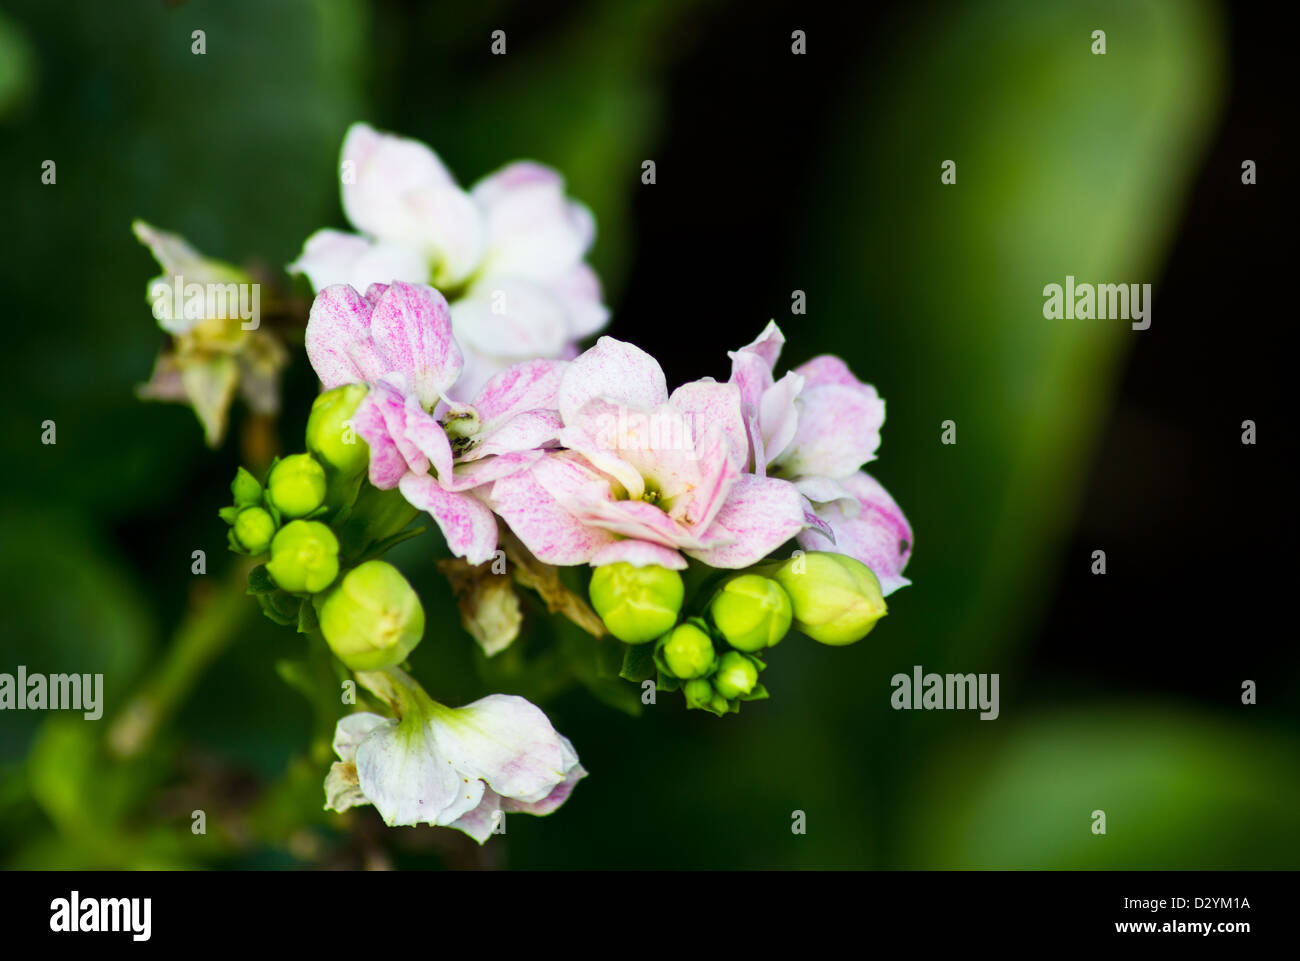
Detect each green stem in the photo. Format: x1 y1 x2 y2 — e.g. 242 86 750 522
107 558 256 758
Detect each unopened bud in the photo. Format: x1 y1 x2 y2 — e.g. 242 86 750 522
266 453 327 518
306 384 369 478
712 651 760 699
771 551 886 645
588 562 684 644
682 678 714 709
658 620 716 679
231 506 276 554
709 574 792 652
266 520 339 593
317 560 425 671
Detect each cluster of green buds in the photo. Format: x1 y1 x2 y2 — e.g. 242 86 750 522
592 551 888 717
220 384 428 673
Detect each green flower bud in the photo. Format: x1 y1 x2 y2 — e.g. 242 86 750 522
230 466 263 507
709 574 793 652
682 678 714 709
317 560 425 671
266 453 328 518
771 552 887 646
231 506 276 554
588 562 684 644
306 384 370 478
266 520 339 593
712 651 760 700
659 621 717 679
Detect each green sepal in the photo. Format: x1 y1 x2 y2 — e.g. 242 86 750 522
297 594 320 634
738 682 770 702
231 466 264 507
655 669 681 693
218 505 241 525
691 692 730 717
246 564 277 595
226 528 245 554
619 643 656 683
257 589 301 626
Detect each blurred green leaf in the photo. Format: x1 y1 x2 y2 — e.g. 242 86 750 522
900 706 1300 868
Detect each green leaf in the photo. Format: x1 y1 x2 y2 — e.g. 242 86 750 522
246 564 277 595
257 590 301 627
655 669 680 693
297 595 320 634
619 643 656 683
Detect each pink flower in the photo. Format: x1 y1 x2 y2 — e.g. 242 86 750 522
305 281 565 564
487 336 808 570
728 322 914 594
290 124 607 401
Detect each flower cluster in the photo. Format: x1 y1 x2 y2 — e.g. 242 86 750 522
301 278 913 581
161 124 913 845
290 123 608 400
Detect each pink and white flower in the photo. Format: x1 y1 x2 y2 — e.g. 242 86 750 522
305 280 565 564
291 123 608 400
728 322 914 594
487 336 808 570
325 667 586 844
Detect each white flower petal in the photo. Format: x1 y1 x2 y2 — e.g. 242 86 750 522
432 694 571 803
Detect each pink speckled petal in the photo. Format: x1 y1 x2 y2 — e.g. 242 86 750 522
589 540 688 570
733 320 786 370
795 354 864 390
398 474 498 565
487 456 617 565
369 281 463 410
402 393 455 481
367 385 428 477
668 378 749 472
473 410 563 459
442 451 543 492
305 284 387 389
558 336 668 425
353 390 408 490
797 470 912 595
687 475 806 569
758 370 804 469
777 382 885 479
794 475 856 513
473 358 567 425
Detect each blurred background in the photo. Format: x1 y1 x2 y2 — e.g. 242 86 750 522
0 0 1294 869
